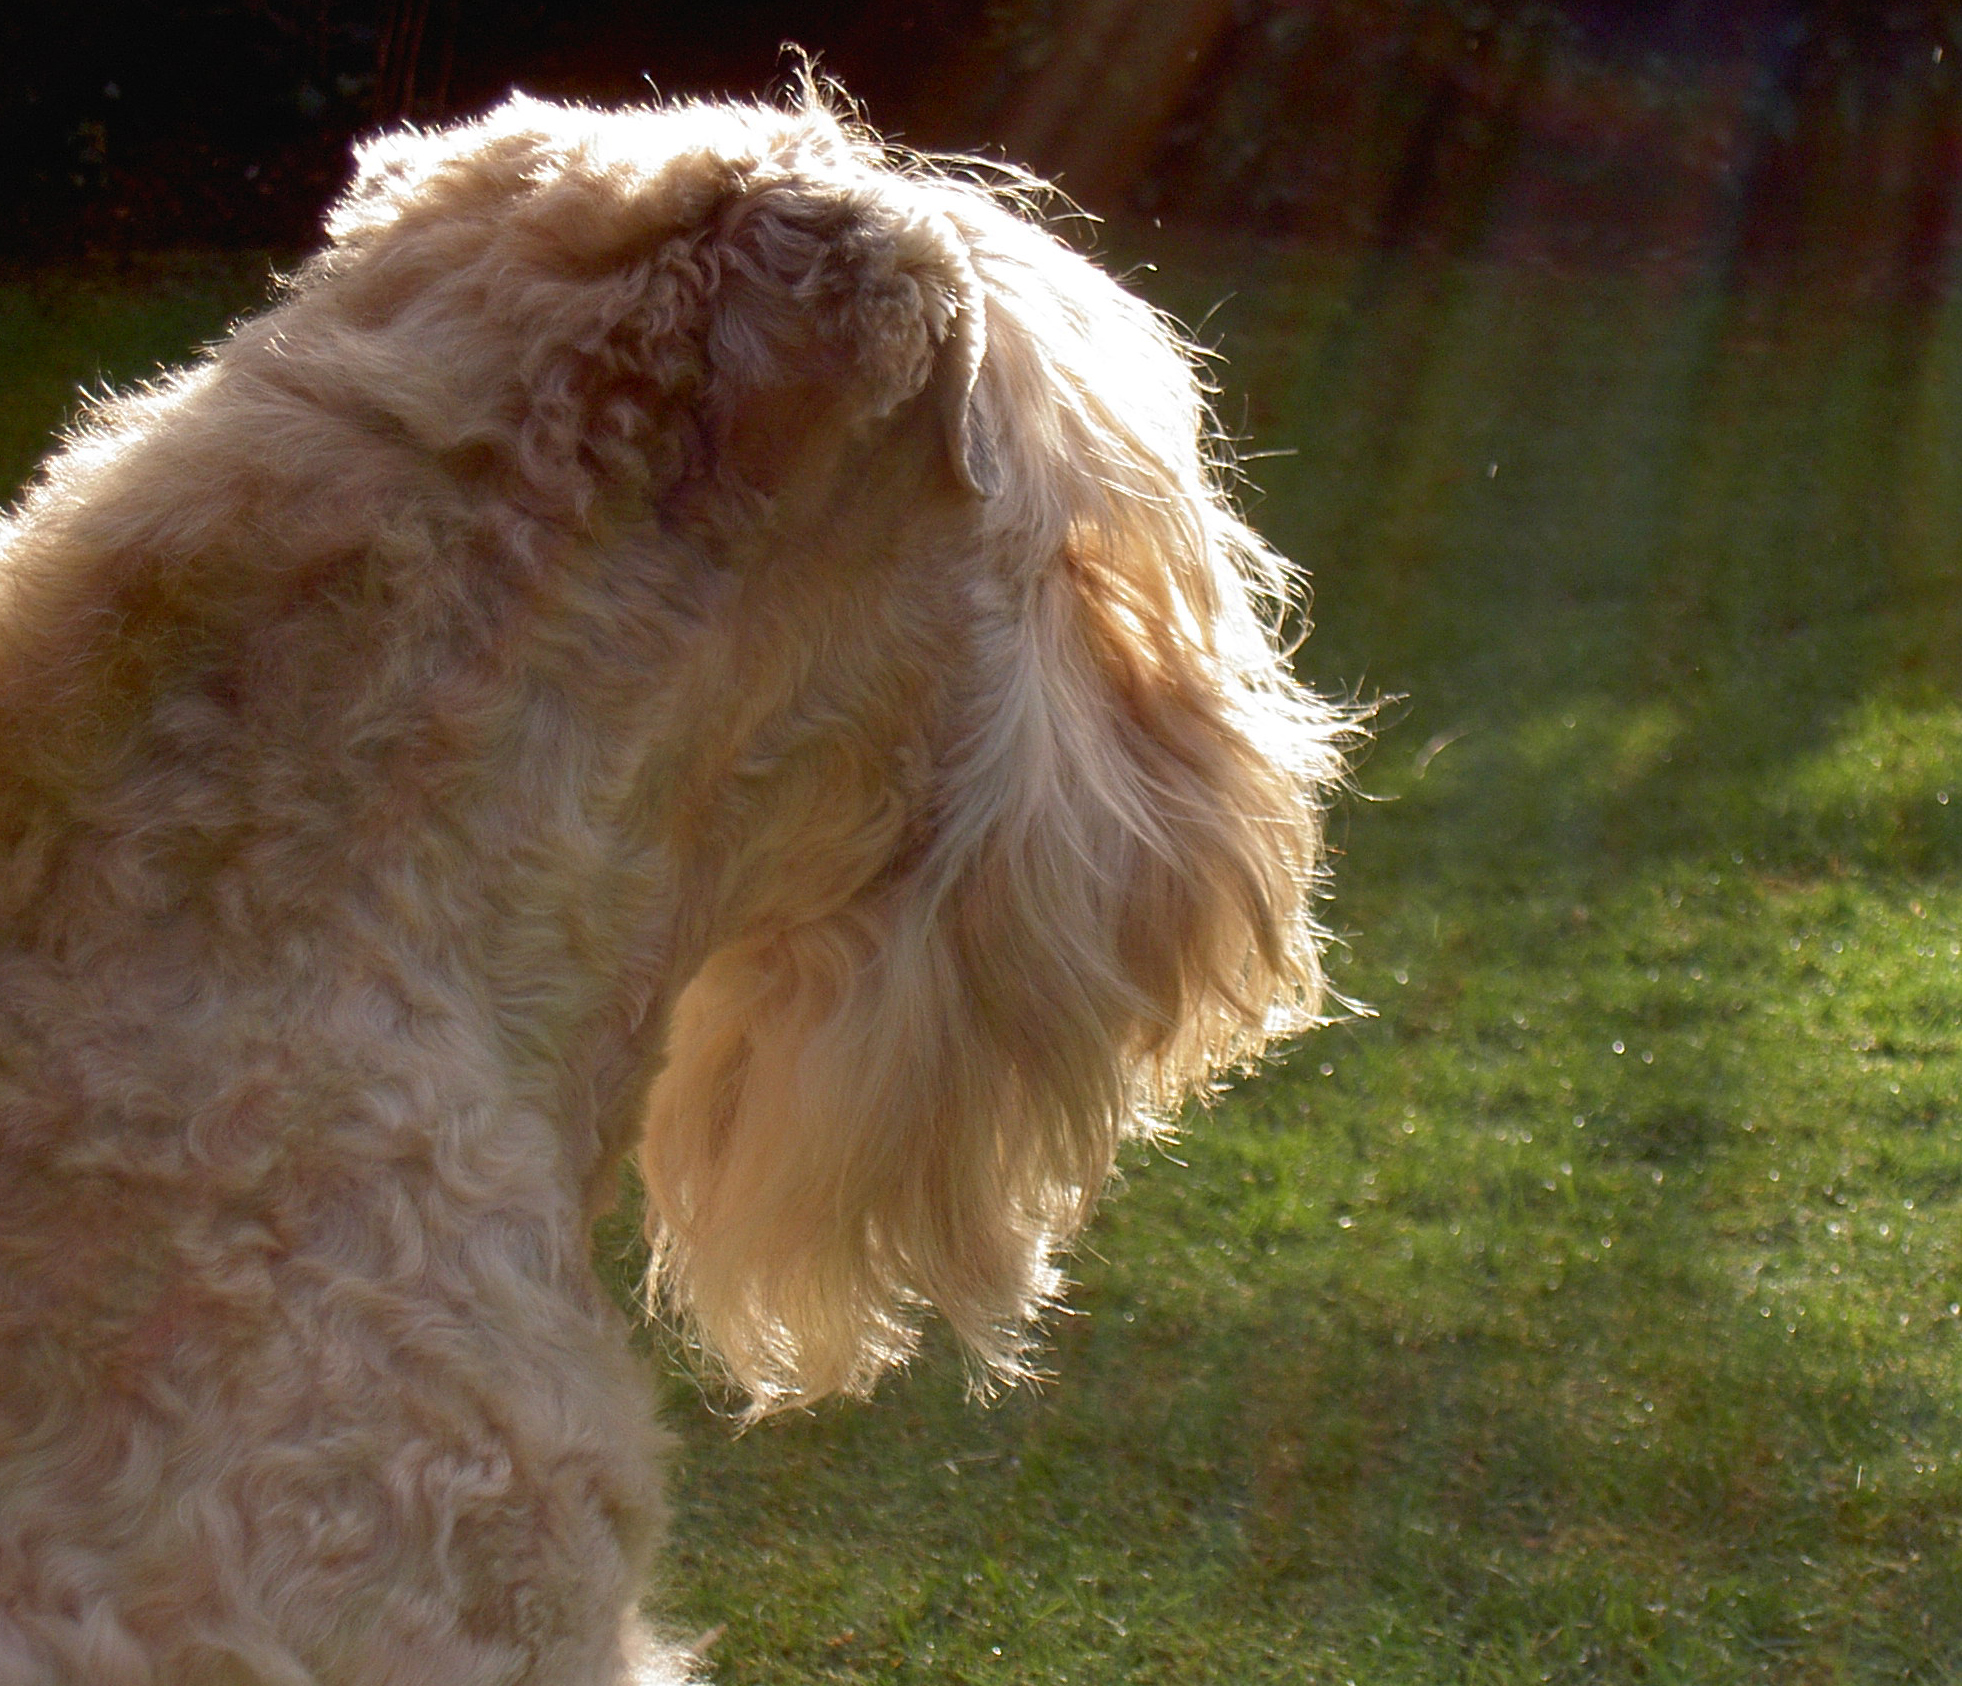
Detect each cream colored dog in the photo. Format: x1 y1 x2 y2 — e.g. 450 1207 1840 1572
0 94 1346 1683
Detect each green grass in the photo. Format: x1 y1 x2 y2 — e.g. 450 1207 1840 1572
7 240 1961 1683
0 253 282 491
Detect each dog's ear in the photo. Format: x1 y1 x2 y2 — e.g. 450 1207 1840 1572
635 199 1346 1411
686 183 999 507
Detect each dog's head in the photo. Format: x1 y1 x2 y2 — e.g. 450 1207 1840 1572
319 95 1350 1411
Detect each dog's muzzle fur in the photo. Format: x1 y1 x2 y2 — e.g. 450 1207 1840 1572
0 94 1350 1683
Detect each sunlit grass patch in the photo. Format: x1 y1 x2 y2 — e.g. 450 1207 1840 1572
1775 700 1962 870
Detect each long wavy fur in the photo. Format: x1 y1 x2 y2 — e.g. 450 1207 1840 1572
625 110 1351 1408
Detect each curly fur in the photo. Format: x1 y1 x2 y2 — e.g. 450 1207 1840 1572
0 93 1349 1684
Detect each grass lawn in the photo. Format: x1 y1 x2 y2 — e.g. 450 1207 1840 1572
4 236 1959 1684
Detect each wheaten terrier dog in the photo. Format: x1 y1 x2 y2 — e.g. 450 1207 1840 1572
0 94 1346 1683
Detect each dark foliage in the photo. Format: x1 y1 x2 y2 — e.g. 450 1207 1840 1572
0 1 975 253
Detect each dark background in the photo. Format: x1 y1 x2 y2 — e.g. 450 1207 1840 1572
7 1 1962 286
